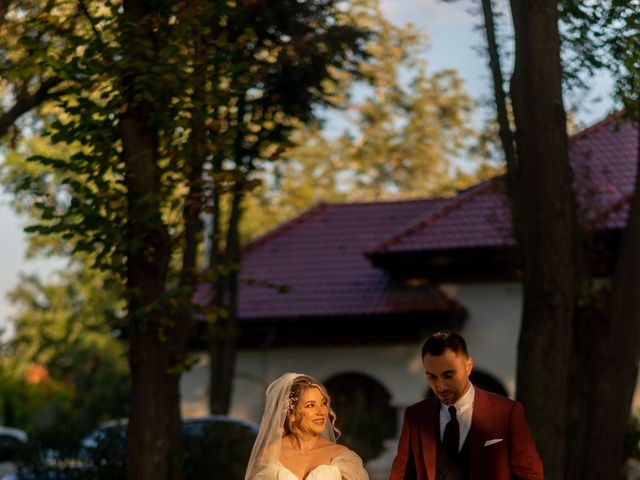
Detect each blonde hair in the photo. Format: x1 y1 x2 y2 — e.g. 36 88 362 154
284 375 341 439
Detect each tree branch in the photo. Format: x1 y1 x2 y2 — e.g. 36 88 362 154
77 0 106 48
0 77 64 138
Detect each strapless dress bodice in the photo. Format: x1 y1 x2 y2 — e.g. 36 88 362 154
252 450 368 480
275 462 341 480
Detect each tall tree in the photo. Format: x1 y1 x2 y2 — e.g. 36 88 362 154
0 1 368 478
559 2 640 478
243 8 484 238
202 0 370 414
503 1 578 478
478 1 640 477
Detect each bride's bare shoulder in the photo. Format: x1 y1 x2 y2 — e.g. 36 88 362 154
328 442 349 456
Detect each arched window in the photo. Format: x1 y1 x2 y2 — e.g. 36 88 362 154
324 372 396 461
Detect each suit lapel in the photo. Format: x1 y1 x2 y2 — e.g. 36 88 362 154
419 397 439 480
468 388 494 480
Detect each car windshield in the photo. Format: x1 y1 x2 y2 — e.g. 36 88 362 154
81 424 126 450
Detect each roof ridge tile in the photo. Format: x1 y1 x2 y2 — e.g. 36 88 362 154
323 196 448 208
368 180 497 254
244 197 449 253
584 192 634 232
569 110 627 145
243 202 330 254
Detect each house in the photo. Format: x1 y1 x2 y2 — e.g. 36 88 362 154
181 112 638 479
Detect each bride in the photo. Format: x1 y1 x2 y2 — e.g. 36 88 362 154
244 373 369 480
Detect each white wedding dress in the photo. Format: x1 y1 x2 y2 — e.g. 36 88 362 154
254 451 367 480
244 374 369 480
273 463 341 480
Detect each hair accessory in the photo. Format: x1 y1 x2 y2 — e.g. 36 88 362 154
287 393 299 413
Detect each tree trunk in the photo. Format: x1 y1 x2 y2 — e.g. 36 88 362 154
208 324 238 414
119 1 175 478
565 288 611 480
166 65 207 480
208 87 246 415
479 0 523 249
120 105 173 480
207 149 224 414
480 0 516 175
208 178 243 414
128 333 172 480
508 1 577 478
580 115 640 480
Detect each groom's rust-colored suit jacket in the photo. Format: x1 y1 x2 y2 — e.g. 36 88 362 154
389 387 544 480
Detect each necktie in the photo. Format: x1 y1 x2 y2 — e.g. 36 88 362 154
443 405 459 458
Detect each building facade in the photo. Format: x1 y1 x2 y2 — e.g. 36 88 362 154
182 112 639 479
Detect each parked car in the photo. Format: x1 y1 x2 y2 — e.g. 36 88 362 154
4 416 257 480
0 427 28 479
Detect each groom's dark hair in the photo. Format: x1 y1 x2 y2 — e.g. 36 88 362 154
421 331 469 359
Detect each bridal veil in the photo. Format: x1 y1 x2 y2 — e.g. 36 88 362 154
244 372 337 480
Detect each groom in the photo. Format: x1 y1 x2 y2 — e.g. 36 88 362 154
389 331 543 480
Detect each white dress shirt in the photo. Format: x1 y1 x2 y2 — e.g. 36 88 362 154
439 382 475 452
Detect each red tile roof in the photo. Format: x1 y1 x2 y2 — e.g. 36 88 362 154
572 113 637 231
194 199 466 320
370 180 514 254
194 112 637 322
241 199 468 319
371 112 638 254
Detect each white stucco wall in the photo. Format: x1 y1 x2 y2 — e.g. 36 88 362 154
230 283 523 410
179 282 528 479
182 343 429 479
181 282 525 414
444 281 523 397
181 343 428 422
179 280 640 478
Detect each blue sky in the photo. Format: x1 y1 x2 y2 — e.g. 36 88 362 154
0 0 616 332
